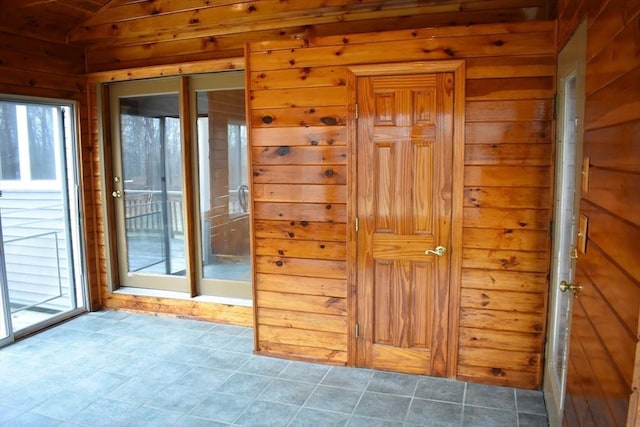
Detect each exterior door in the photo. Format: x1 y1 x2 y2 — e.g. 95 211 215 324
110 79 187 292
0 99 86 344
543 20 586 426
355 73 454 376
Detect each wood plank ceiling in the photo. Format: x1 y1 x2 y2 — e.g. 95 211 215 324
0 0 555 72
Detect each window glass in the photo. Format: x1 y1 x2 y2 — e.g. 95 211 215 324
0 102 19 180
27 105 55 180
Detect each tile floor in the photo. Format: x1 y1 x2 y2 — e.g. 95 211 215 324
0 311 549 426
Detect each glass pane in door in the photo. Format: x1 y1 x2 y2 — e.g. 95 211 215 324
196 88 251 288
119 94 185 277
0 101 83 334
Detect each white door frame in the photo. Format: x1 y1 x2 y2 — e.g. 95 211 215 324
543 19 587 426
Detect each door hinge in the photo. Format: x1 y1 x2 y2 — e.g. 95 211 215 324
355 323 360 338
355 216 359 232
354 103 359 120
553 94 558 120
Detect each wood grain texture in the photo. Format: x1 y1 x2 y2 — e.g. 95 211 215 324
248 22 554 386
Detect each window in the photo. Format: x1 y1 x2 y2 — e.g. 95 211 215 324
227 122 248 215
0 102 61 189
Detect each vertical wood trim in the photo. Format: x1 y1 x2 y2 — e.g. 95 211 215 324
447 61 465 378
84 83 101 310
245 44 258 347
346 68 358 366
179 76 197 298
99 83 119 292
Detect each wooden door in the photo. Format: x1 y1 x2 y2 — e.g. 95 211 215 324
355 73 454 376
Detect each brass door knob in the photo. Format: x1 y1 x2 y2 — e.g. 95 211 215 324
560 280 583 293
425 246 446 257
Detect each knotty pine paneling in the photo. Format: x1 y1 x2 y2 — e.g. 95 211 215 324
249 21 555 388
66 1 553 72
558 0 640 424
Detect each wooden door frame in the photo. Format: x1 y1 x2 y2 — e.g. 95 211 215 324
346 60 465 378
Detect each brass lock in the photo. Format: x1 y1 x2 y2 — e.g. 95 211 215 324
560 280 583 293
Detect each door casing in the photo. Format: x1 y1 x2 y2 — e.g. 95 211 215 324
346 61 465 377
543 19 587 427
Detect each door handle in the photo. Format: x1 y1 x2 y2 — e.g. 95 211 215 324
425 246 446 257
560 280 583 293
112 190 122 198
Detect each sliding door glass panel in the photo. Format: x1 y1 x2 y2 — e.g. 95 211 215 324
110 79 187 292
192 73 251 299
0 100 84 336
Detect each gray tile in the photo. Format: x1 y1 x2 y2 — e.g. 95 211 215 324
196 332 235 349
0 404 23 424
516 389 547 415
518 412 549 427
305 385 363 414
238 356 289 377
174 415 230 426
132 340 183 360
161 327 206 345
321 367 374 390
96 335 141 354
278 361 330 384
71 398 138 427
290 408 350 427
120 406 183 427
414 377 465 403
366 371 418 396
212 324 248 336
406 398 462 426
145 383 210 413
135 360 193 383
1 411 62 426
106 376 168 404
462 406 517 427
170 317 217 332
207 350 252 371
215 372 272 398
94 310 131 321
61 316 117 332
347 415 403 426
102 352 157 376
0 381 63 411
31 390 97 420
69 371 131 398
234 400 298 426
166 344 217 366
353 392 411 422
222 336 254 353
175 367 233 392
257 379 317 405
465 383 516 411
189 392 252 423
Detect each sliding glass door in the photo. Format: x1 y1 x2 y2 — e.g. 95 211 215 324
0 98 86 344
107 72 251 300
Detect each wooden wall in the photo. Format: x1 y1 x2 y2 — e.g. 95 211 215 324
68 0 553 73
556 0 640 425
0 32 103 310
248 21 556 389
